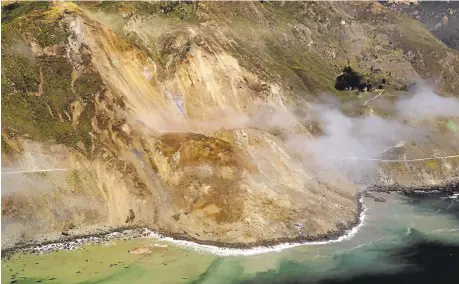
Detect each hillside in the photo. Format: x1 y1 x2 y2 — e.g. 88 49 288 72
2 1 459 251
383 0 459 50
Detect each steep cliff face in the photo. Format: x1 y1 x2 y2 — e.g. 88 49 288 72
1 1 458 249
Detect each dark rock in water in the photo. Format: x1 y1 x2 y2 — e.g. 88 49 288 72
375 196 387 202
76 271 81 274
61 231 69 236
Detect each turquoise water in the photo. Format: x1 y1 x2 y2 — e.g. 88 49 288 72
2 192 459 284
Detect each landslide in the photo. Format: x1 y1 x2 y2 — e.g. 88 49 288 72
1 1 458 250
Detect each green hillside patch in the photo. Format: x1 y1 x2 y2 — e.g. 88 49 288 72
424 160 441 172
1 8 101 155
86 1 197 20
39 56 73 109
1 1 50 24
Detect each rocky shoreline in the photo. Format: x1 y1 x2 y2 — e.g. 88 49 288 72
3 182 458 259
1 215 361 259
1 195 364 259
368 178 459 193
1 226 145 260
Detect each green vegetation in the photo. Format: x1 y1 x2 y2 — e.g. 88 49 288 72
27 17 69 47
424 160 441 172
377 8 459 94
2 2 69 47
1 4 102 154
140 1 197 19
40 57 73 109
1 1 49 23
74 71 103 99
1 136 13 155
86 1 197 20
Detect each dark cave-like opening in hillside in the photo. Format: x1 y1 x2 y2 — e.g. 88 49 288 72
334 66 375 92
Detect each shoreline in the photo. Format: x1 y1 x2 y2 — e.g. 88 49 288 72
146 195 366 256
1 196 365 258
146 196 367 256
2 183 458 259
367 178 459 193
